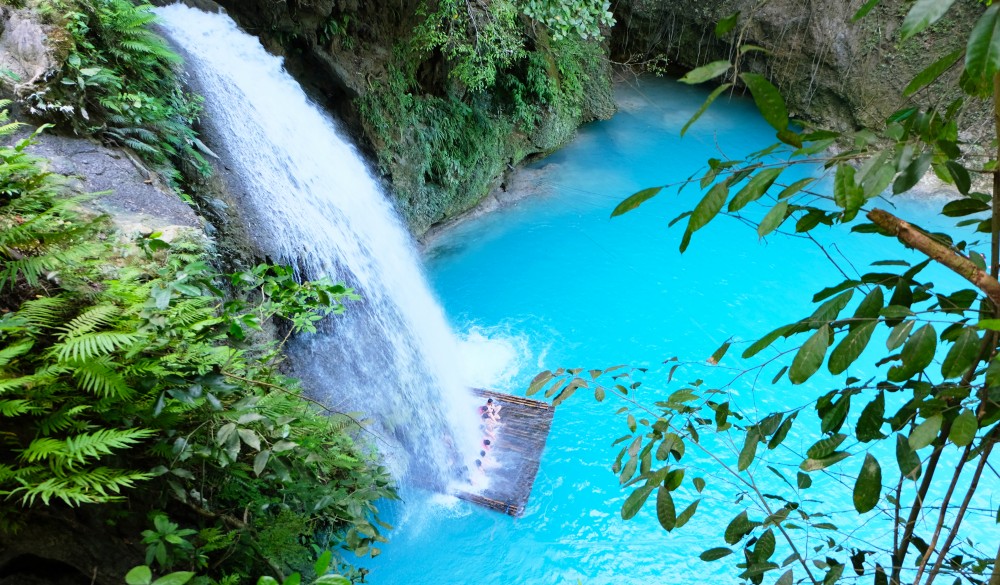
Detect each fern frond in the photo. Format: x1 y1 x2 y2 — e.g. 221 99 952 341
6 466 152 506
58 305 119 339
0 340 33 368
0 399 32 416
36 404 91 435
20 427 154 468
52 331 140 361
72 358 134 399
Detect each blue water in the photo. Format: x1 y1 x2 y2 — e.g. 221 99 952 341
364 79 991 584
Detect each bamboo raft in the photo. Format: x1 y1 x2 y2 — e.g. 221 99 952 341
454 388 555 517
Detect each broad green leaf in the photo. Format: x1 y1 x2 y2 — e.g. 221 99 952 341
256 578 279 585
743 324 794 358
908 414 943 450
729 167 783 211
680 60 732 84
682 83 733 136
622 485 655 520
656 487 676 530
853 0 881 21
315 550 333 576
856 392 885 442
949 409 978 446
738 429 759 471
151 573 195 585
966 4 1000 82
693 477 706 492
888 323 936 382
708 340 731 365
675 498 700 528
900 0 957 41
757 201 789 238
903 48 963 97
253 449 271 476
811 289 854 323
853 453 882 513
126 566 153 585
797 471 812 489
942 197 990 217
833 164 864 220
700 547 734 561
789 325 830 385
895 434 922 480
886 320 914 350
893 151 932 194
945 161 972 195
776 569 794 585
687 181 730 234
778 177 814 200
724 510 757 544
611 187 663 217
853 287 885 325
800 451 850 472
740 72 788 131
716 12 739 37
828 321 877 375
526 371 554 395
767 415 795 449
806 433 847 459
941 327 980 379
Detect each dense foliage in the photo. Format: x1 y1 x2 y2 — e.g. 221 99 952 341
529 2 1000 585
28 0 208 178
0 112 395 581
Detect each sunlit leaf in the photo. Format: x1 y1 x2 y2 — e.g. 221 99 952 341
900 0 957 41
740 72 788 131
949 409 978 446
789 325 830 384
611 187 663 217
680 60 731 84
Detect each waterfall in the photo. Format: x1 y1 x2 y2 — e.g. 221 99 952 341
155 5 481 488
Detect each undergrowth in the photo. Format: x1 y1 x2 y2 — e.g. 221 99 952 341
0 111 395 583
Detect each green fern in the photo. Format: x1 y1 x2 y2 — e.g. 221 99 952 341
58 305 120 339
6 465 153 506
52 331 141 361
72 357 134 399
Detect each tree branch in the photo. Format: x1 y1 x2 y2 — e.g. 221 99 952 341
867 208 1000 309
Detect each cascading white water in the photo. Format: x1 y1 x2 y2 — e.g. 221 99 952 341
155 5 481 487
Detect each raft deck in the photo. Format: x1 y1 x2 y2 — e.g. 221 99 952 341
454 388 555 517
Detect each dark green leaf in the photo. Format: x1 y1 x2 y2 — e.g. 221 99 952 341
903 48 963 97
675 498 699 528
758 201 789 238
730 168 783 211
966 4 1000 82
789 325 831 385
656 487 677 530
716 12 739 37
682 83 733 136
829 321 877 375
693 477 706 492
740 72 788 131
852 0 881 21
949 409 978 446
945 160 972 195
622 485 655 520
739 429 760 471
700 547 734 561
895 433 922 480
687 181 730 234
806 433 847 459
853 453 882 513
708 340 732 365
754 528 776 562
680 60 732 84
888 324 937 382
941 327 980 379
900 0 957 41
800 451 850 472
833 164 864 220
893 151 932 194
743 324 794 358
768 415 795 449
724 510 756 544
611 187 663 217
796 471 812 489
778 177 815 200
942 198 990 217
856 392 885 442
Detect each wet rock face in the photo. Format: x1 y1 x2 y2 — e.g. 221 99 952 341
0 6 61 101
611 0 986 131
